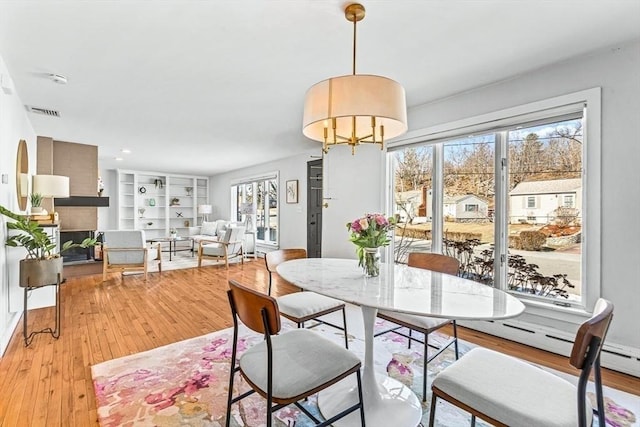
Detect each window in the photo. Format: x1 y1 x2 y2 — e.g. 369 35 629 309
389 88 600 313
231 172 279 246
527 196 536 208
563 195 574 208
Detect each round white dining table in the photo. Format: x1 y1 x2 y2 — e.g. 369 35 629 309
276 258 526 427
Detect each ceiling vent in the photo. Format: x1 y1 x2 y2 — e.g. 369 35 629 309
25 105 60 117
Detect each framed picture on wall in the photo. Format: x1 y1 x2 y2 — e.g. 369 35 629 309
286 180 298 204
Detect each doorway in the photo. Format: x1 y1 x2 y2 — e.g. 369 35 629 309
307 159 323 257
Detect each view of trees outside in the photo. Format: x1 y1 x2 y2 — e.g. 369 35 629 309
392 118 583 302
507 120 582 300
235 183 253 223
256 179 278 243
233 178 278 244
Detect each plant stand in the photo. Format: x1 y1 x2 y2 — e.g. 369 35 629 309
23 272 62 346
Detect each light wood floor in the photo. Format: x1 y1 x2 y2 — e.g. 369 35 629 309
0 260 637 426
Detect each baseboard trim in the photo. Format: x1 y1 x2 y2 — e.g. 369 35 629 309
0 311 20 357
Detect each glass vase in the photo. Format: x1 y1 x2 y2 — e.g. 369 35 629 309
362 247 381 277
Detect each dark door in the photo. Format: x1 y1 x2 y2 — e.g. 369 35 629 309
307 159 323 258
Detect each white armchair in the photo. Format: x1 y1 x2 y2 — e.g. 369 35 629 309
197 226 246 269
189 219 232 245
102 230 161 281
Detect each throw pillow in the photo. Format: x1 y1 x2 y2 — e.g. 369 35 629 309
201 221 217 236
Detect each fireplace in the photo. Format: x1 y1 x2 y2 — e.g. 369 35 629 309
60 230 95 263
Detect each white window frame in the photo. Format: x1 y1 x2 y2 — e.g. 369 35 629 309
387 88 601 323
527 196 537 208
230 171 280 247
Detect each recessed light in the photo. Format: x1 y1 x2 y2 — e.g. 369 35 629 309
115 157 123 161
121 149 131 154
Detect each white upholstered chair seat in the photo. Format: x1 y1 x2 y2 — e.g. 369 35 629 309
264 248 349 349
277 292 344 320
432 347 593 427
378 310 451 332
200 243 225 256
198 226 245 269
239 329 361 400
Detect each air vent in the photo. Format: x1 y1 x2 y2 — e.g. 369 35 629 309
25 105 60 117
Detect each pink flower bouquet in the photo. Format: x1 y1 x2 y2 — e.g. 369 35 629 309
346 213 396 276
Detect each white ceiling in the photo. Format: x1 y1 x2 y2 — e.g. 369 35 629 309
1 1 639 176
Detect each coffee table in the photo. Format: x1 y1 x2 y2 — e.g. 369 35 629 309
277 258 526 427
146 236 194 261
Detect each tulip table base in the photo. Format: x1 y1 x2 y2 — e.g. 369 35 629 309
317 306 422 427
318 371 421 427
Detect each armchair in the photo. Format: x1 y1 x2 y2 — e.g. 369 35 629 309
197 226 246 269
102 230 161 281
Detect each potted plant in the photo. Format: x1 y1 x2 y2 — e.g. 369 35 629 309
1 205 96 287
29 193 46 215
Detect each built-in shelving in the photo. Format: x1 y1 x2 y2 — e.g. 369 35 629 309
117 169 209 239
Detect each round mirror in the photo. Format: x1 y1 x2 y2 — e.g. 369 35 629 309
16 139 29 211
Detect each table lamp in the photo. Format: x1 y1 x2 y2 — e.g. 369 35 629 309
33 174 70 221
239 202 255 231
198 204 212 223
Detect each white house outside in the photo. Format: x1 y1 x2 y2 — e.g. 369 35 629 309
509 178 582 224
443 194 489 222
396 189 489 223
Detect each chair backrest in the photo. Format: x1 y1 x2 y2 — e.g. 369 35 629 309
228 279 281 335
221 226 246 254
264 248 307 273
570 298 614 370
103 230 146 264
220 226 245 243
407 252 460 276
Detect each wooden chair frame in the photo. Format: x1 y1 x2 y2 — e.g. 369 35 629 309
375 252 461 401
265 249 349 348
102 243 161 281
428 298 614 427
197 237 244 269
225 280 365 427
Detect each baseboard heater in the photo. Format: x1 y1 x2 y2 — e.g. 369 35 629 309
458 319 640 377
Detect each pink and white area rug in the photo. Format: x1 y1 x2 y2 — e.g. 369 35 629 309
92 306 639 427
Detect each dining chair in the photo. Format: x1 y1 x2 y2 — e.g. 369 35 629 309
375 252 461 401
429 298 614 427
265 249 349 348
225 280 365 427
197 225 245 269
102 230 161 281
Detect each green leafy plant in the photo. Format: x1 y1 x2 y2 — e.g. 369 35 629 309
1 205 96 259
29 193 43 208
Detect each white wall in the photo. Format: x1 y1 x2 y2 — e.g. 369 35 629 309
98 167 118 231
0 55 37 355
321 147 386 259
209 151 317 251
